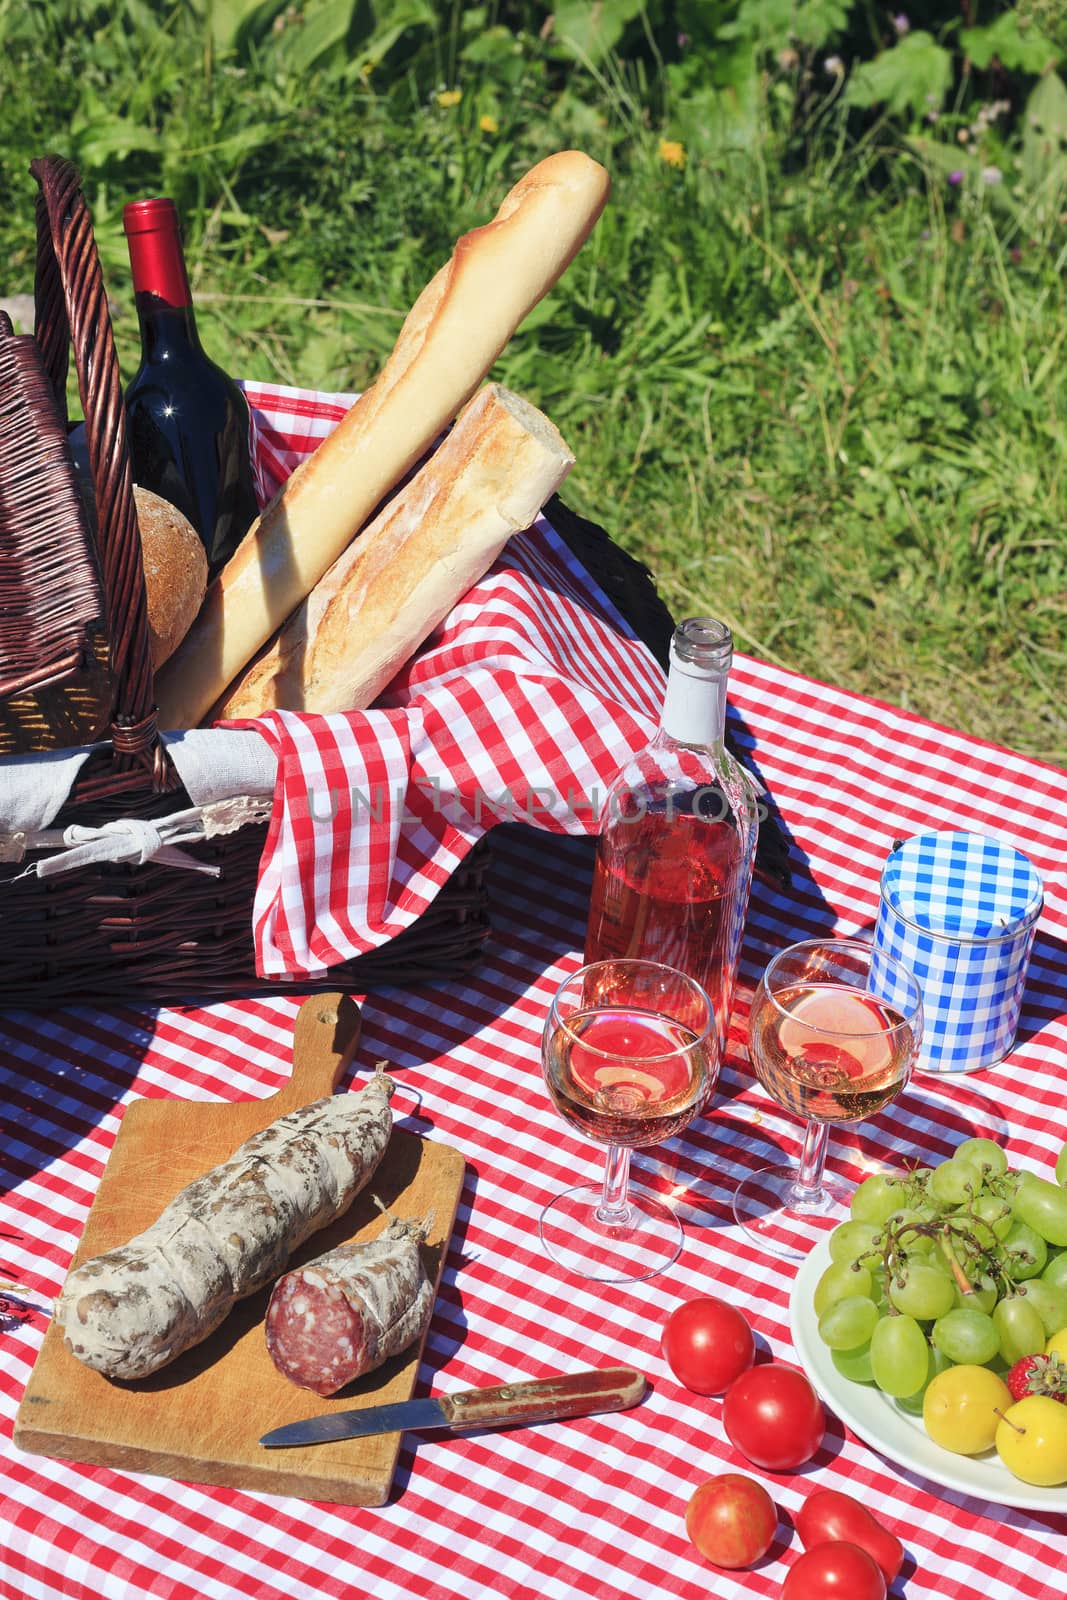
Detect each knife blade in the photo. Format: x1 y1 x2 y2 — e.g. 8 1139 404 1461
259 1365 646 1449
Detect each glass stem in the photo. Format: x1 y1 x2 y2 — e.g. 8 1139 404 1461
596 1144 634 1225
793 1118 829 1203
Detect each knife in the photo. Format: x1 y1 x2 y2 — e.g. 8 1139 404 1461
260 1365 646 1449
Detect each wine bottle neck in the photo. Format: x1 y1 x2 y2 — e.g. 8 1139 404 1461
134 296 203 360
124 196 202 358
659 661 728 748
126 215 191 299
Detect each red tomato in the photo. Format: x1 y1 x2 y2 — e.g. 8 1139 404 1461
795 1487 904 1584
684 1474 777 1569
722 1363 825 1471
662 1297 756 1396
782 1542 887 1600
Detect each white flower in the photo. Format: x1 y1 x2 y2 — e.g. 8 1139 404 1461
824 55 844 76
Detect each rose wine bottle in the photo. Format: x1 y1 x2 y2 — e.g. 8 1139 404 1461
583 618 759 1051
123 197 258 577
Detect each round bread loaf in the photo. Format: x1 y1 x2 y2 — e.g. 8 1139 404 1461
134 485 208 668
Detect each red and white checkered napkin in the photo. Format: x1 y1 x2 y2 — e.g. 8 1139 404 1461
231 381 666 979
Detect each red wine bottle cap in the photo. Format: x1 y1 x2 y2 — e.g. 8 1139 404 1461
123 197 180 234
123 197 191 308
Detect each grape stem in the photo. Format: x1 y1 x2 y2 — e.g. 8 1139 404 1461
936 1229 974 1294
880 1213 1024 1302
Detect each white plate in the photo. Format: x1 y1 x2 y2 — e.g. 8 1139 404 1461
790 1238 1067 1513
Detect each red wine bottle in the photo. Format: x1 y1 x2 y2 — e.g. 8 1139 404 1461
122 197 258 577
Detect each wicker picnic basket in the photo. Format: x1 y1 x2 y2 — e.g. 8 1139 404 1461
0 157 700 1009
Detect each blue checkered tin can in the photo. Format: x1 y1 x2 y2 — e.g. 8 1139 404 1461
872 830 1043 1074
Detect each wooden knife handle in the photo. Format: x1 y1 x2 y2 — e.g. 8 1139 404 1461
437 1367 646 1431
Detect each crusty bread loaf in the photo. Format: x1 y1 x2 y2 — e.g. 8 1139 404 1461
133 485 208 668
154 150 610 731
214 384 574 719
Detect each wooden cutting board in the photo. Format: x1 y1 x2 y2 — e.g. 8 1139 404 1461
14 993 465 1507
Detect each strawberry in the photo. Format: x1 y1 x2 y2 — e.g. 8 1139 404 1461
1006 1352 1067 1403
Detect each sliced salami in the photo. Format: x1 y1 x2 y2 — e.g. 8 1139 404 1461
265 1212 434 1396
58 1067 394 1381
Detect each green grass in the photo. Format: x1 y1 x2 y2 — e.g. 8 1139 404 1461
0 7 1064 762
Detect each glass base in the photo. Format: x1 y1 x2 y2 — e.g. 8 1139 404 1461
732 1164 852 1261
538 1182 684 1283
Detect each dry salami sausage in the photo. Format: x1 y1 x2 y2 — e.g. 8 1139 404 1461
58 1067 394 1381
265 1212 434 1395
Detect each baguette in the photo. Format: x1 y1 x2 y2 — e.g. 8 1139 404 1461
214 384 574 719
155 150 610 729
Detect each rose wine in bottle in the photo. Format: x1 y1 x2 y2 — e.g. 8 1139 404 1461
123 197 258 577
583 618 759 1051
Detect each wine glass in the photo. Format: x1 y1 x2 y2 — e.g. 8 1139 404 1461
539 958 718 1283
732 937 923 1260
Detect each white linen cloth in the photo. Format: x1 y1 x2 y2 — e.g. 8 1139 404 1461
0 729 277 876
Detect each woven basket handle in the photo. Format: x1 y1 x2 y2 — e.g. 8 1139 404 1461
30 155 161 771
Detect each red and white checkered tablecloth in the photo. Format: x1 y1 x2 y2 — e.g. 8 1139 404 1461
2 386 1066 1599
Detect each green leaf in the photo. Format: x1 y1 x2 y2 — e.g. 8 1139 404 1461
353 3 439 71
905 136 974 176
180 125 279 166
552 0 647 65
203 0 256 54
185 1 289 56
718 0 850 50
677 87 759 153
1021 70 1067 189
717 0 796 45
961 15 1059 75
460 24 518 68
283 0 377 74
791 0 851 49
69 114 162 166
905 134 1023 218
846 32 954 119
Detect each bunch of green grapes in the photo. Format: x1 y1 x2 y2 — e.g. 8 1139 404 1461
813 1138 1067 1412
